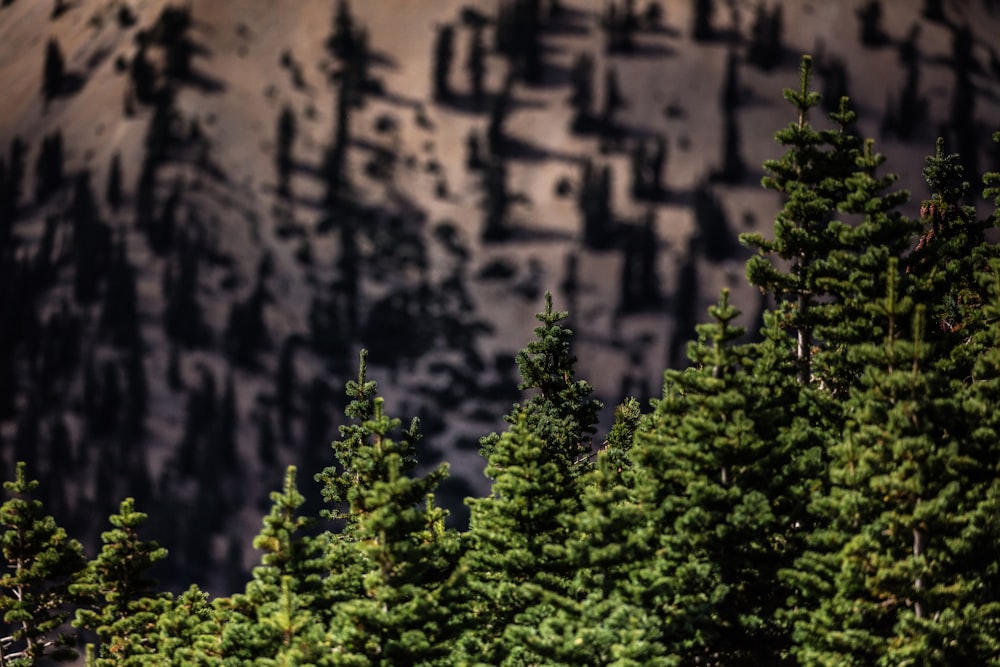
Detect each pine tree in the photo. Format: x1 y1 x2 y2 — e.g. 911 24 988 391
530 398 668 666
33 131 63 203
432 23 455 102
41 38 64 106
637 291 801 663
790 261 1000 663
316 351 459 665
741 56 863 384
106 151 123 213
458 294 600 662
466 24 486 110
568 52 595 133
0 462 86 665
691 0 714 41
72 498 170 664
148 585 223 665
221 466 331 664
275 106 296 200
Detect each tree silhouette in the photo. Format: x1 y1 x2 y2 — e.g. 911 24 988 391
42 38 65 106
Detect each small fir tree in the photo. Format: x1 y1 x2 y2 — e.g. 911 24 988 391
71 498 170 664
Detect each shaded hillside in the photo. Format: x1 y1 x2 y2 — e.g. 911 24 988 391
1 0 999 592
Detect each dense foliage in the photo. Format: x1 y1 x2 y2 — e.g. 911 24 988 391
3 56 1000 666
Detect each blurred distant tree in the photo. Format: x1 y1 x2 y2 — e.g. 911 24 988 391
578 159 614 248
746 2 783 70
693 181 736 260
487 73 513 157
691 0 714 41
126 45 156 113
224 260 271 369
466 24 487 110
275 106 296 199
480 158 512 242
163 230 210 348
70 171 112 304
856 0 888 47
568 52 595 133
106 151 123 213
432 23 455 102
599 67 625 147
34 131 64 203
42 38 64 106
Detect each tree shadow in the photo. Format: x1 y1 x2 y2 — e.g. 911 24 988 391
183 66 226 94
496 136 580 165
58 71 87 97
612 39 677 59
436 89 548 115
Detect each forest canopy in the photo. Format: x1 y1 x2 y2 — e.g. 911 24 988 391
3 55 1000 666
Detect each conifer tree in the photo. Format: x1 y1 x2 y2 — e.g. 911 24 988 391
531 398 666 666
790 260 1000 663
221 466 330 664
691 0 714 41
316 351 459 665
432 23 455 102
459 294 600 662
42 38 64 106
33 131 63 203
1 462 86 665
148 585 223 665
741 57 863 384
638 291 800 663
568 52 595 133
466 23 487 110
106 151 123 213
72 498 170 664
275 105 296 200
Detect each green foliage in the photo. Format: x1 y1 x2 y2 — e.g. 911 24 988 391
2 53 1000 667
316 351 459 665
1 462 86 665
72 498 170 665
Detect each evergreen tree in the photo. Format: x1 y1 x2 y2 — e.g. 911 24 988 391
479 157 511 242
33 131 63 203
41 38 64 106
316 351 459 665
747 2 784 70
72 498 170 665
568 52 595 133
856 0 888 47
466 24 487 110
0 462 86 665
70 170 112 304
741 57 863 384
432 23 455 102
275 105 296 200
148 585 223 665
599 67 625 146
691 0 714 41
221 466 330 664
106 151 123 213
636 291 805 662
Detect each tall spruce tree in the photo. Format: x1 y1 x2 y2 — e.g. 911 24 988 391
741 57 864 385
458 294 600 663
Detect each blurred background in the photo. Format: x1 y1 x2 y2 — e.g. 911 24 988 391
1 0 999 594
